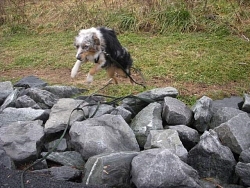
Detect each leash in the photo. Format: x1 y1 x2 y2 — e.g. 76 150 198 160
102 51 147 88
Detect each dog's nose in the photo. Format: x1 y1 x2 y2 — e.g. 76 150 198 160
76 55 82 61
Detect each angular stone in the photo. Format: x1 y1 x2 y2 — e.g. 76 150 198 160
214 113 250 154
70 114 140 160
41 151 85 170
45 138 67 152
34 166 82 181
144 129 188 161
210 107 245 129
168 125 200 151
14 75 47 88
235 162 250 187
131 148 201 188
0 107 48 128
212 96 243 111
0 147 16 170
239 148 250 163
110 106 132 123
88 104 114 118
191 96 213 132
15 95 41 109
83 151 138 187
0 120 45 164
242 93 250 113
162 97 193 125
24 88 58 109
44 98 88 134
0 88 20 112
0 81 13 105
130 102 163 148
187 130 236 183
122 87 178 115
43 85 86 98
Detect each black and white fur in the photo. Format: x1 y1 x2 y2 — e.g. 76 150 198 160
71 27 133 84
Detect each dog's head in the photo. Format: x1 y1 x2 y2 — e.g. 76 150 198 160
74 30 101 61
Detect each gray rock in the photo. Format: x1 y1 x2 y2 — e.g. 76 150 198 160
34 166 82 181
0 88 20 112
14 75 47 88
214 113 250 154
0 107 48 128
168 125 200 150
130 102 163 148
43 85 86 98
0 120 45 164
15 95 41 109
44 98 88 134
162 97 193 125
0 147 16 170
45 138 68 152
122 87 178 115
210 107 246 129
82 151 138 187
212 96 243 111
242 93 250 113
24 88 58 109
235 162 250 187
0 81 13 105
110 106 132 123
41 151 85 170
191 96 213 132
32 158 48 170
69 114 140 160
239 148 250 163
131 148 201 188
144 129 188 161
187 130 236 183
88 104 114 118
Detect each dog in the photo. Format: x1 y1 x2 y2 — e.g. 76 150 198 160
71 27 133 84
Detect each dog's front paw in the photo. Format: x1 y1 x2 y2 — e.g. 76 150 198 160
86 73 93 84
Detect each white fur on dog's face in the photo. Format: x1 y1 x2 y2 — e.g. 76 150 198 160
74 27 103 61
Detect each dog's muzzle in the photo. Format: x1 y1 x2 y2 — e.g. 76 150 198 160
76 54 82 61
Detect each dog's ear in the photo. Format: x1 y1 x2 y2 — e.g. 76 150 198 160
92 33 100 45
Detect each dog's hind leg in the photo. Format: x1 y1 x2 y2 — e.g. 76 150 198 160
107 66 118 84
71 60 82 78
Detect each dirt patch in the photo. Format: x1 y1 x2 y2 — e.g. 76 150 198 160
1 68 248 99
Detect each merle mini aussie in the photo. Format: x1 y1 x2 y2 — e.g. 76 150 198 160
71 27 133 84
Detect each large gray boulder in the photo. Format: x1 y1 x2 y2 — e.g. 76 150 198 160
130 102 163 148
34 166 82 181
69 114 140 160
23 88 58 109
214 113 250 154
209 107 245 129
168 125 200 151
41 151 85 170
15 95 41 109
235 162 250 187
0 120 45 164
131 148 201 188
162 97 193 125
144 129 188 161
122 87 178 115
82 151 138 187
0 147 16 170
44 98 88 134
0 88 20 112
0 107 48 128
0 81 14 105
239 148 250 163
14 75 47 88
242 93 250 113
43 85 86 98
110 106 132 123
187 130 236 183
88 104 114 118
191 96 213 132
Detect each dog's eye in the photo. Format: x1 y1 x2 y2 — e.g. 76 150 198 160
75 44 80 49
82 45 89 49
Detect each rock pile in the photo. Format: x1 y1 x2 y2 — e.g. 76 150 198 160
0 75 250 188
